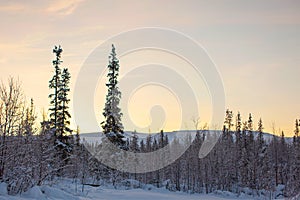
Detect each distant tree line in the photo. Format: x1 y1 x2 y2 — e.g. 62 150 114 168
83 110 300 199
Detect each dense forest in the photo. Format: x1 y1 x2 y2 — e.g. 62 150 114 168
0 45 299 199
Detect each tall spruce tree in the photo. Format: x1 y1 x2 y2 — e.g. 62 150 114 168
101 44 126 149
57 68 72 140
49 45 72 143
235 112 243 192
49 45 63 137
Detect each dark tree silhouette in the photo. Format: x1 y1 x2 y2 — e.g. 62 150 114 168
101 44 126 149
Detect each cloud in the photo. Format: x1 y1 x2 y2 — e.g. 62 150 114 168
45 0 85 16
0 3 27 12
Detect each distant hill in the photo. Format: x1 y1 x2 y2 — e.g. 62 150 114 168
80 130 293 145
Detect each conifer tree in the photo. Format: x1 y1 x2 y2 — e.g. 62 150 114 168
247 113 253 132
48 46 73 178
256 118 265 191
257 118 264 149
235 112 242 191
294 119 299 143
235 112 242 142
49 46 72 142
222 110 234 191
49 46 63 137
247 113 256 189
57 68 72 140
129 131 139 179
289 119 300 196
23 98 36 137
223 109 234 133
101 44 126 149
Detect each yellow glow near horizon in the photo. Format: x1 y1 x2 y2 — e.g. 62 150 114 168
127 84 182 132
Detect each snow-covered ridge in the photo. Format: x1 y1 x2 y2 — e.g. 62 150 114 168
80 130 293 144
81 130 198 145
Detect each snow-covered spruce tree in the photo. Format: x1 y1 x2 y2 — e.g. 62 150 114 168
222 109 235 191
49 45 63 138
57 68 72 141
247 113 257 190
49 45 72 142
48 46 73 178
240 120 249 187
286 119 300 196
278 131 288 185
234 112 243 193
101 44 126 149
255 118 266 191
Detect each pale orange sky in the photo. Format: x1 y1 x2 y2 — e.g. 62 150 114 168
0 0 299 136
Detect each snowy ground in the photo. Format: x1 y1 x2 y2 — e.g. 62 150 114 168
0 180 276 200
0 188 255 200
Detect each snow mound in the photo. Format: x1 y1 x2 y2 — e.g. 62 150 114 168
119 179 141 190
40 185 80 200
22 186 46 200
0 182 7 195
